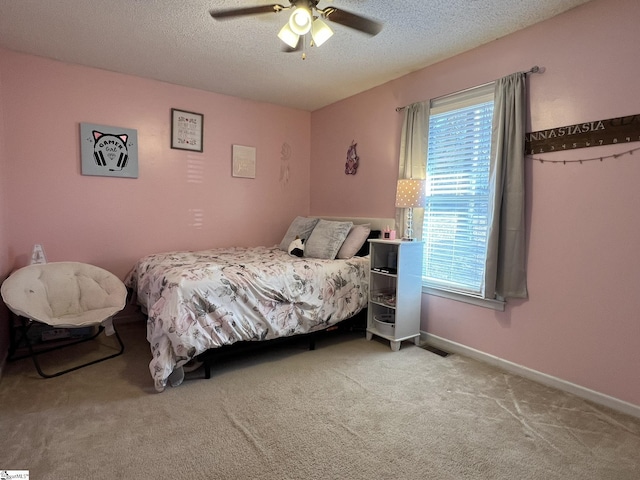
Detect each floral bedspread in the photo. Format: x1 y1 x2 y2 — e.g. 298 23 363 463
125 246 369 391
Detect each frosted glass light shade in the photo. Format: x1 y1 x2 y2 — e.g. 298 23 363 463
395 179 425 208
289 7 312 35
31 244 47 265
278 23 300 48
311 18 333 46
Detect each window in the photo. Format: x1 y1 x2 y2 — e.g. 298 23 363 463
422 83 495 297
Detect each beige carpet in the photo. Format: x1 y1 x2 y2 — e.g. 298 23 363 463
1 319 639 480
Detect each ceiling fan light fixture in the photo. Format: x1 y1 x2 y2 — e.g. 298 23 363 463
311 18 333 47
289 7 312 35
278 23 300 49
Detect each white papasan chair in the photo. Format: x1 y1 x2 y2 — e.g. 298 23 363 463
1 261 127 378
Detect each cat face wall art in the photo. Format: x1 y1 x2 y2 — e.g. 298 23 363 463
80 122 138 178
92 131 129 171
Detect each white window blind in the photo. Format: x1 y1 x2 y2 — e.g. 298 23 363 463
422 83 495 296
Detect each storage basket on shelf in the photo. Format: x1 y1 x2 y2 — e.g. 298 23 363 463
373 313 395 336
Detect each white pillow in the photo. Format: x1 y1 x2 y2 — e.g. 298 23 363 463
336 224 371 259
279 217 319 251
304 219 353 260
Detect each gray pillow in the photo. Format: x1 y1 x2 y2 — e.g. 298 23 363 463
336 223 371 259
279 217 319 251
304 219 353 260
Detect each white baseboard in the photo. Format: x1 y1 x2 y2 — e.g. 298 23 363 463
421 331 640 420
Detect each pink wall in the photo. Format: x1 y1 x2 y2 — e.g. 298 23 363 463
0 50 311 281
0 49 311 362
311 88 401 217
311 0 640 407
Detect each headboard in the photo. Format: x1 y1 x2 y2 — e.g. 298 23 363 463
312 216 395 232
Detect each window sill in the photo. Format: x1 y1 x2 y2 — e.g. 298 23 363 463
422 286 506 311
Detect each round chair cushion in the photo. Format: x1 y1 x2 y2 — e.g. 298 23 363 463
1 262 127 328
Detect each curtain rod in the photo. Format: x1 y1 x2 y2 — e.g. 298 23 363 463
395 65 542 112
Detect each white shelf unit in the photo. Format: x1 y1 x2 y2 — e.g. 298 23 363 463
366 239 423 351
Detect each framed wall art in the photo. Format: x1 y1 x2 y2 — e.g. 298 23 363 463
80 122 138 178
232 145 256 179
171 108 204 152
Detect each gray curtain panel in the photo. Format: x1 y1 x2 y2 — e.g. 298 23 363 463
485 72 528 299
396 102 428 240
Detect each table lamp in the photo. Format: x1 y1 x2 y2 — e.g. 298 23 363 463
395 179 425 241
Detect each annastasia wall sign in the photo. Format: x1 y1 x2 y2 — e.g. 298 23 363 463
525 114 640 154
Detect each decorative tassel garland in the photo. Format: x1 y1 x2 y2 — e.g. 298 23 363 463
527 146 640 164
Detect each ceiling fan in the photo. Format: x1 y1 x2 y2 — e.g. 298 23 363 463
210 1 383 53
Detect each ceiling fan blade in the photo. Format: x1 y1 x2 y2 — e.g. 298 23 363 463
322 7 383 36
210 4 287 20
282 42 302 53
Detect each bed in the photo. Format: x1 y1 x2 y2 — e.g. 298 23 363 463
125 216 394 391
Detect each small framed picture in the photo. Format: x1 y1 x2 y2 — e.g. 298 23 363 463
232 145 257 179
171 108 203 152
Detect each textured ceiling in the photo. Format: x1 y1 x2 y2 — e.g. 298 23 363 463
0 0 592 111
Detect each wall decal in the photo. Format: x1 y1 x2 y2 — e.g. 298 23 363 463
525 114 640 154
80 122 138 178
280 142 291 187
171 108 204 152
345 140 359 175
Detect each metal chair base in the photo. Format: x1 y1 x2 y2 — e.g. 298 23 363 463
10 317 125 378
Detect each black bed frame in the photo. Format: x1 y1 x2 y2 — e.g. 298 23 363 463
196 309 367 379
